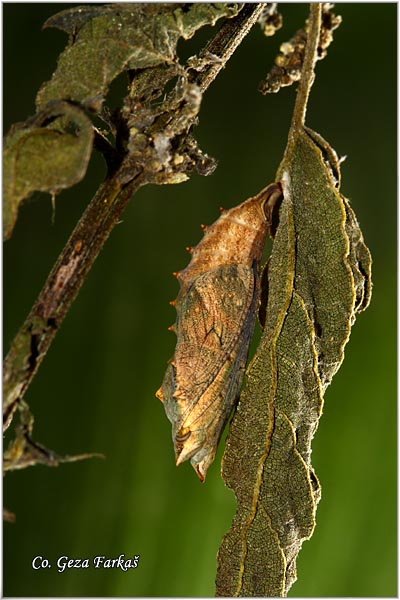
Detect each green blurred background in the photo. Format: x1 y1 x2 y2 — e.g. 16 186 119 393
3 3 396 597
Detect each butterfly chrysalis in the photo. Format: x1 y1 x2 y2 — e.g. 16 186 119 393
157 182 282 481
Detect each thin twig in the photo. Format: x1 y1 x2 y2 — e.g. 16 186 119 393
189 3 265 92
3 4 264 431
290 3 322 131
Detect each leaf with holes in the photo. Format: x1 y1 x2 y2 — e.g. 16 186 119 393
37 3 241 111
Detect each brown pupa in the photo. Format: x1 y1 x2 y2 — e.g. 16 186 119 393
156 182 282 481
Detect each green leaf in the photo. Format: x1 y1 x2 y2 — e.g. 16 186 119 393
37 3 241 110
3 101 94 240
216 126 372 596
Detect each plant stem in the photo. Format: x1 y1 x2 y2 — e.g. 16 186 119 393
3 172 143 430
189 3 265 92
290 3 322 132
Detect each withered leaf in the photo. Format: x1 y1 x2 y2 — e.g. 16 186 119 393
215 125 372 596
3 101 94 240
37 3 241 111
157 184 282 481
4 402 104 473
